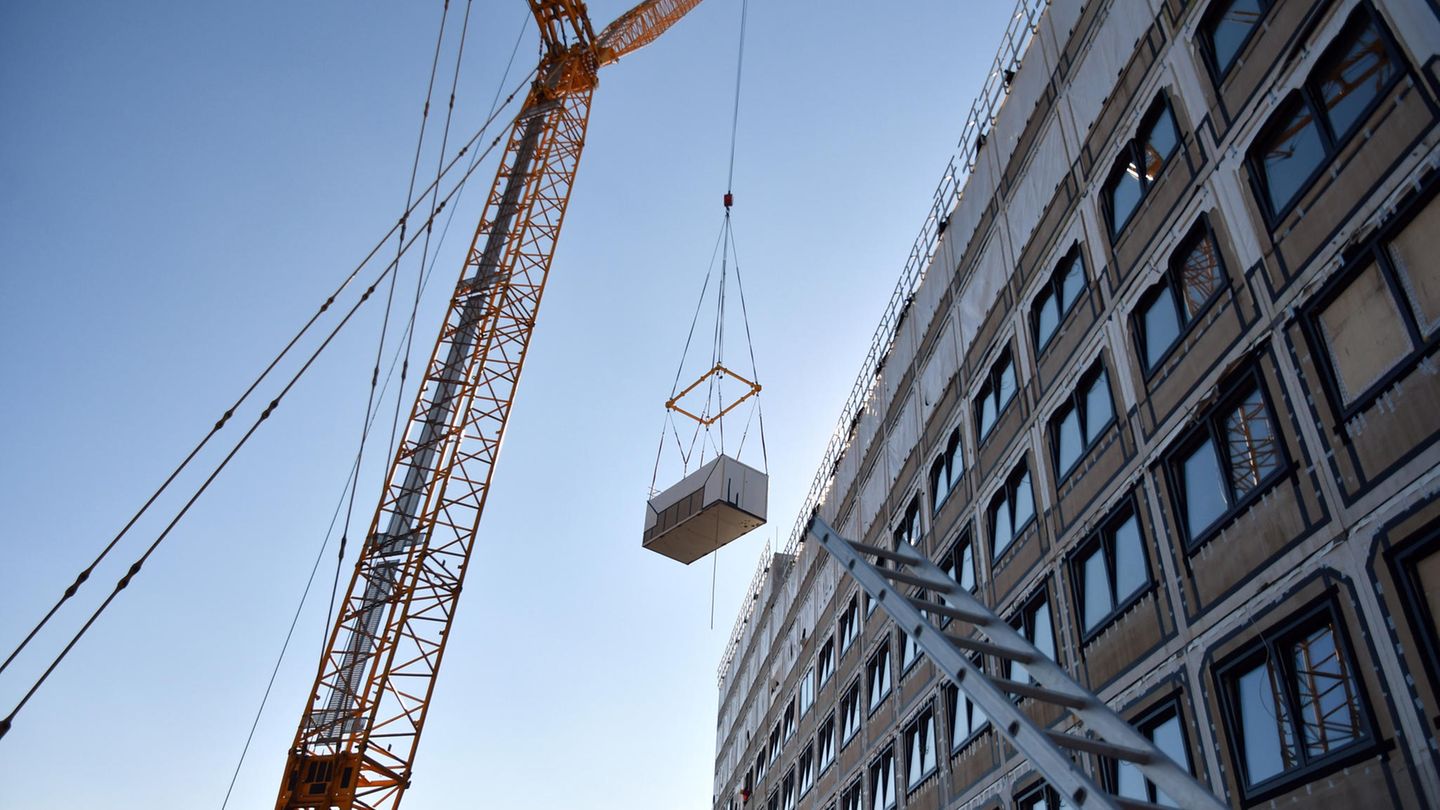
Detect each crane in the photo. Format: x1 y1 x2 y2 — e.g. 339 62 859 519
275 3 703 808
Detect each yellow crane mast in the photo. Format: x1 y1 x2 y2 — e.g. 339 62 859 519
276 3 703 807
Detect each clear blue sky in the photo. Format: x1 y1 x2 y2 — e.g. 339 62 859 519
0 2 1012 807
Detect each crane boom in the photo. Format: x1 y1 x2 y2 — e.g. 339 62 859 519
276 3 701 808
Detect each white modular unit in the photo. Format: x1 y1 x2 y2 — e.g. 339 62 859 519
643 454 767 564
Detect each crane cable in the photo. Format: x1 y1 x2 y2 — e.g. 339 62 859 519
0 63 535 688
215 7 522 807
0 68 535 742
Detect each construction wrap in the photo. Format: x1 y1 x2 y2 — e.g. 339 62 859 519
1065 2 1151 140
920 318 960 421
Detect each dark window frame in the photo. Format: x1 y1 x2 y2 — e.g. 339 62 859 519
1214 598 1378 802
1163 366 1290 551
866 639 894 715
1100 695 1196 804
868 744 898 810
1390 524 1440 702
987 458 1037 560
1013 781 1066 810
929 427 963 515
1048 358 1118 483
1068 496 1154 642
1246 5 1407 224
1131 216 1230 377
893 495 923 550
903 702 940 792
817 634 837 687
1198 0 1275 83
945 668 991 753
839 678 864 747
1006 585 1058 685
1299 181 1440 421
973 346 1018 443
839 778 863 810
1103 93 1184 239
1029 243 1089 354
839 595 860 656
937 528 978 629
816 711 838 774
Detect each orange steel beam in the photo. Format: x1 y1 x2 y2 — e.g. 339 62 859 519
275 1 704 807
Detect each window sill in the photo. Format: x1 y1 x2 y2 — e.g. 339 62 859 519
1238 737 1385 806
905 766 940 796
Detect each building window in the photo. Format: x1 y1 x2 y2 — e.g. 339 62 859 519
867 642 893 712
1032 246 1088 352
839 596 860 655
817 635 836 687
798 744 816 797
893 495 922 549
930 427 963 514
1217 601 1373 797
935 531 978 630
817 713 837 772
1306 189 1440 416
974 348 1018 441
1104 94 1183 237
1050 360 1115 480
869 747 897 810
1015 783 1067 810
767 789 778 810
1394 530 1440 693
1134 219 1227 372
840 681 863 744
904 705 939 790
840 779 863 810
800 666 816 717
783 698 797 742
1007 588 1056 686
756 745 767 783
1072 499 1150 637
946 677 990 750
1201 0 1270 79
781 768 796 810
769 722 782 764
900 596 928 673
1249 7 1402 219
1166 369 1285 546
1107 699 1193 807
988 460 1036 559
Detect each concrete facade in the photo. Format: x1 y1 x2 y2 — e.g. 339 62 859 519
712 0 1440 808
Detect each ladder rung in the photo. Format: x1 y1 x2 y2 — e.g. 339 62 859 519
992 678 1091 709
943 633 1035 663
912 598 992 627
847 539 922 566
1045 730 1152 763
877 567 949 590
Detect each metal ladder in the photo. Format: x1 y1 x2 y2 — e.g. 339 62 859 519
808 516 1227 810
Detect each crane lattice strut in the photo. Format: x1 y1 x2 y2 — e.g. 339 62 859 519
808 516 1228 810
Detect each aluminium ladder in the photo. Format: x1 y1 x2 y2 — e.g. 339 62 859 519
808 516 1228 810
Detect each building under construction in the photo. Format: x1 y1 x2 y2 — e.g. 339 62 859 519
712 0 1440 807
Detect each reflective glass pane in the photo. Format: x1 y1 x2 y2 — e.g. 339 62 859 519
1260 102 1326 214
1142 106 1181 180
1057 408 1083 475
1081 546 1113 631
1143 285 1182 369
1112 514 1147 604
1014 471 1035 530
1208 0 1264 75
1151 713 1187 806
1085 371 1114 443
1061 257 1086 309
1225 387 1281 495
1116 760 1147 800
998 358 1017 409
992 498 1012 556
1318 20 1394 140
980 391 997 437
1108 161 1144 234
1291 624 1362 758
1237 661 1299 785
1036 288 1060 347
1177 234 1225 317
1182 438 1230 538
1033 600 1055 661
958 542 975 590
